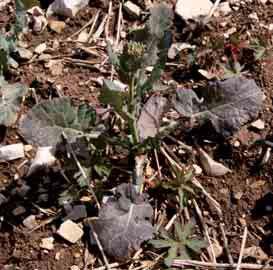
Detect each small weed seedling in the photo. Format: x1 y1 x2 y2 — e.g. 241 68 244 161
150 221 207 267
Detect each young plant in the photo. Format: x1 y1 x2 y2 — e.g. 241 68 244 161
162 166 195 210
99 4 173 186
150 221 207 267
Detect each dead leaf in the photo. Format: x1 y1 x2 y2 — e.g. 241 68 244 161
197 147 231 176
91 183 154 260
137 95 168 142
243 246 268 261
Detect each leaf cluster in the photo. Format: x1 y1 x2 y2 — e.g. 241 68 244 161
100 4 173 119
162 166 195 210
150 222 207 267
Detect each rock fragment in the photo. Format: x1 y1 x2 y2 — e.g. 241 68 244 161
0 143 24 161
40 237 54 250
57 220 84 243
175 0 213 20
123 1 142 18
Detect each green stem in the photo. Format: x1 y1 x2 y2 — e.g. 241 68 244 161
128 76 139 145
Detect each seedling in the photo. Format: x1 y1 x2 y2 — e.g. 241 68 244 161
150 221 207 267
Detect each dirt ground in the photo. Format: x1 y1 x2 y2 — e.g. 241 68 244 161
1 0 273 269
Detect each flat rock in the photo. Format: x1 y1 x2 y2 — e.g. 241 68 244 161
40 237 54 250
175 0 213 20
0 143 25 161
57 220 83 243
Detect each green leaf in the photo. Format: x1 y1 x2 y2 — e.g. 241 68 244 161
19 97 98 149
94 163 112 178
150 239 174 249
164 247 177 267
0 76 28 126
186 239 207 254
99 79 127 113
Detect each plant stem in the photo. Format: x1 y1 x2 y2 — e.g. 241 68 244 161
128 76 139 145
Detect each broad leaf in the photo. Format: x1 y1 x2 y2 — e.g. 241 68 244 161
173 77 264 137
137 95 168 142
186 238 207 253
0 76 28 126
19 97 97 149
91 183 154 260
99 79 127 113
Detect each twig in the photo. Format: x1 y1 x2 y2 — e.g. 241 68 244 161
172 259 273 269
92 14 108 41
192 177 223 218
105 1 112 39
220 223 234 265
89 223 111 270
167 135 193 153
94 262 120 270
236 226 248 270
154 149 162 179
193 199 216 264
62 132 100 209
68 15 95 39
87 10 100 42
115 3 122 49
165 214 178 231
206 0 221 20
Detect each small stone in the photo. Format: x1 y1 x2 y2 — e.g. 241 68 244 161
16 48 33 60
70 266 80 270
123 1 142 18
40 237 54 250
23 215 37 229
233 141 240 147
38 54 52 61
55 251 61 260
193 164 202 175
248 12 259 21
12 206 26 216
0 143 25 161
175 0 213 20
269 24 273 31
250 119 265 130
168 42 195 59
34 43 47 54
48 20 66 33
57 220 84 244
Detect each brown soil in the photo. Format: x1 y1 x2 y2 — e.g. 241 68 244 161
1 0 273 269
